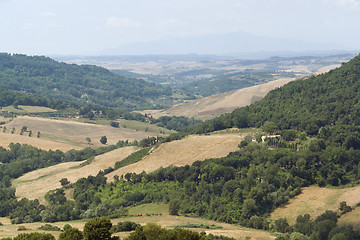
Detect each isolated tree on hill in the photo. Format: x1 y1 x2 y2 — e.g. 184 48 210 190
60 178 70 187
86 137 91 144
110 121 119 128
100 136 107 145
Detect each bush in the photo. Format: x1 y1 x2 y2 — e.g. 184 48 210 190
59 227 83 240
37 224 61 231
111 221 139 233
110 121 119 128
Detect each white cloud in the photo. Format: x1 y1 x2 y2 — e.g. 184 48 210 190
105 17 141 28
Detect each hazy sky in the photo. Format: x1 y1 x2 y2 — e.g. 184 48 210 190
0 0 359 55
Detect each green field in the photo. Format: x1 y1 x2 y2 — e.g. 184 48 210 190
3 105 56 114
128 202 169 215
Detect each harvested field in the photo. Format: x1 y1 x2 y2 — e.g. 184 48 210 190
4 116 162 147
13 146 139 202
0 131 80 151
271 186 360 224
107 134 243 180
140 78 296 120
0 214 275 240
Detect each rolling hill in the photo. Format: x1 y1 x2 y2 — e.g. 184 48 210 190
0 53 176 110
140 77 296 120
13 132 244 202
2 53 360 239
13 146 139 202
3 116 169 148
106 133 244 180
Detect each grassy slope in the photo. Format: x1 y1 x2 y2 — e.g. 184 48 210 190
106 133 244 181
2 105 56 114
139 78 296 120
13 146 139 202
3 116 166 148
0 131 81 151
340 207 360 231
271 186 360 225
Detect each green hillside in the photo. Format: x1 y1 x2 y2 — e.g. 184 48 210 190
0 53 177 110
1 54 360 240
194 54 360 148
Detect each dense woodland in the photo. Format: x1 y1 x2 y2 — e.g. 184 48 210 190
0 88 74 110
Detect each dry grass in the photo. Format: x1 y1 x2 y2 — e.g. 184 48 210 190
2 105 56 114
4 116 163 147
271 186 360 224
339 207 360 231
107 133 243 180
13 146 139 202
0 215 275 240
0 131 81 151
139 78 296 121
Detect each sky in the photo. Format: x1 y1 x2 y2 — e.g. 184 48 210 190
0 0 359 55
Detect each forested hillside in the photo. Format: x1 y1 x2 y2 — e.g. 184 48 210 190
0 88 72 110
0 53 175 110
194 54 360 148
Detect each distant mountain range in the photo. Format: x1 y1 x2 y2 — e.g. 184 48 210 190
101 31 343 56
